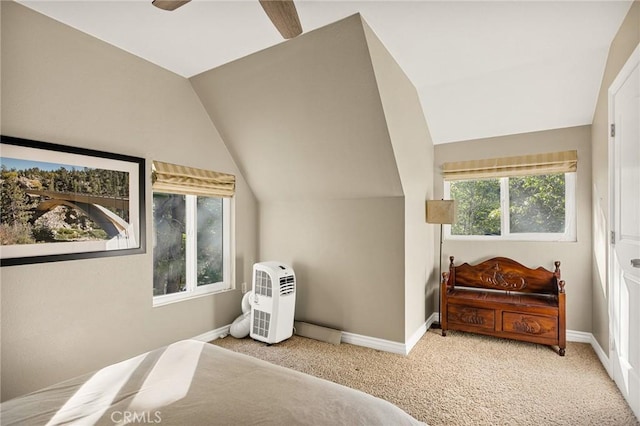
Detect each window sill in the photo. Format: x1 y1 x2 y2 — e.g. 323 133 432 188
446 235 577 243
153 286 232 307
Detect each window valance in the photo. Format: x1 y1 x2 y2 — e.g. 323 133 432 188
442 150 577 181
152 160 235 198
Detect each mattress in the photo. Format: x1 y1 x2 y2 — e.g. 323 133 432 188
1 339 426 425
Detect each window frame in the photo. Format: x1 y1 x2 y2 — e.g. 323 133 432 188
152 193 233 307
443 172 577 242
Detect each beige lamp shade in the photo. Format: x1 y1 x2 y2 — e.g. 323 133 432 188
426 200 456 225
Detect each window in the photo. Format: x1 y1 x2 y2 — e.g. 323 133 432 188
442 151 577 242
151 161 234 306
445 173 575 241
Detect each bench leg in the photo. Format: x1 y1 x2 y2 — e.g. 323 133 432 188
442 330 447 337
559 347 566 356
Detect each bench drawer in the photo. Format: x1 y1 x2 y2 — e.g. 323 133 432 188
502 312 557 339
447 305 495 330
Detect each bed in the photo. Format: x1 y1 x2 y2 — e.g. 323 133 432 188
1 339 425 425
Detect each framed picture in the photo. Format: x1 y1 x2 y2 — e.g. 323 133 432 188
1 135 145 266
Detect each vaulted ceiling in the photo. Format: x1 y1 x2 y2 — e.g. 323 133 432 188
18 0 634 144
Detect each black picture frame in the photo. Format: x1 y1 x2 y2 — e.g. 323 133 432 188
1 135 146 266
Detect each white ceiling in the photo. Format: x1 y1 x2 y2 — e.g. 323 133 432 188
18 0 633 144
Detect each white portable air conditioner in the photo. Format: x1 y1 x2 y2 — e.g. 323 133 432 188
249 262 296 344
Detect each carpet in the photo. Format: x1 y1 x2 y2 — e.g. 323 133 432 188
211 329 639 425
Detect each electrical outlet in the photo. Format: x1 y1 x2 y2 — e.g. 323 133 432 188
241 282 247 293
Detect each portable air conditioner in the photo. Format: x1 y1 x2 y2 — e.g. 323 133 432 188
249 261 296 344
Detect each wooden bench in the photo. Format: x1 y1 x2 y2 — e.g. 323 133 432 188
441 256 566 356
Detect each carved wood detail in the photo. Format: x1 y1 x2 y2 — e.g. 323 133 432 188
480 263 527 290
503 312 557 339
447 305 495 330
458 308 484 325
513 317 546 334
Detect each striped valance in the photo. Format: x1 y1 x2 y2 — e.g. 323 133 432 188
442 150 577 181
152 160 235 198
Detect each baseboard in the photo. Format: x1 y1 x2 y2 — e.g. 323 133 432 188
193 324 410 355
406 320 429 354
340 314 439 356
566 329 592 343
426 312 439 330
589 334 611 376
340 331 407 355
192 325 230 343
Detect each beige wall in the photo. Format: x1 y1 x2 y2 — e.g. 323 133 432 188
362 21 436 341
591 0 640 352
434 125 593 332
260 198 406 341
0 2 258 401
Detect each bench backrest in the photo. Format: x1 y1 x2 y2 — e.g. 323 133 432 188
448 256 560 295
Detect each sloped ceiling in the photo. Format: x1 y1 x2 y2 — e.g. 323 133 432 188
16 1 634 145
191 14 403 202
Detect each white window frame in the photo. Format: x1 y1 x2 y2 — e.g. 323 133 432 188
444 172 576 242
153 194 233 307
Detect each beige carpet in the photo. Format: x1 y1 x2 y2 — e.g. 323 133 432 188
211 329 639 426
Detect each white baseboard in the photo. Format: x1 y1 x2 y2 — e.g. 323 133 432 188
426 312 439 330
335 312 443 356
192 325 230 343
589 334 611 376
406 320 430 353
340 331 407 355
194 323 411 355
566 329 592 343
340 313 440 356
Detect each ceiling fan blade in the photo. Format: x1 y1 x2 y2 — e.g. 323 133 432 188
152 0 191 12
259 0 302 39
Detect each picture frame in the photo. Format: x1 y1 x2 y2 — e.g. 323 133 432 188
1 135 146 266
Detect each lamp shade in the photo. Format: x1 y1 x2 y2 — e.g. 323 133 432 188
426 200 456 225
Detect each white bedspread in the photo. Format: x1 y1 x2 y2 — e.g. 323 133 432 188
1 339 426 425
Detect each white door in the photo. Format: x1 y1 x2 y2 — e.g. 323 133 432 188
609 43 640 419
